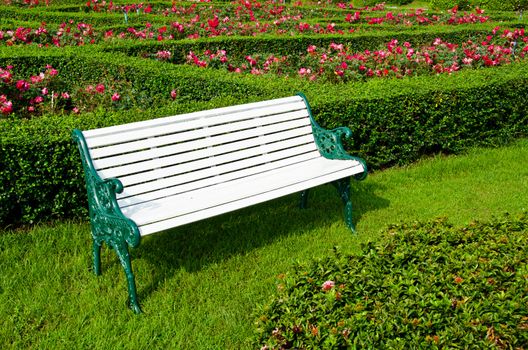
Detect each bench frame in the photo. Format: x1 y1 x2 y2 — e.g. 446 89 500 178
72 93 367 314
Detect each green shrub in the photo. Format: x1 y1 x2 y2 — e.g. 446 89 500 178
303 62 528 168
472 0 528 11
430 0 472 10
254 213 528 349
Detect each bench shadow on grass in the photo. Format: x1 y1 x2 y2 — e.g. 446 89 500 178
131 180 389 302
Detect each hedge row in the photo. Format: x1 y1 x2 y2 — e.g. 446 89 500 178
100 25 497 64
0 46 276 103
0 3 520 29
0 47 526 227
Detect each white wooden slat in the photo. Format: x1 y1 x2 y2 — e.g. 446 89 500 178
124 157 360 226
89 112 310 159
117 151 321 208
117 148 322 199
132 161 364 236
93 126 314 170
85 101 308 148
83 95 304 138
114 143 318 188
93 124 312 170
99 133 315 179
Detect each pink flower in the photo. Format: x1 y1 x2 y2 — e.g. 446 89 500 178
170 89 177 99
73 107 80 114
111 93 120 101
42 87 48 95
34 96 44 103
95 83 105 93
322 280 335 291
16 80 30 91
307 45 317 54
30 75 43 84
298 67 311 76
1 96 13 115
156 50 171 60
61 92 70 99
245 55 257 66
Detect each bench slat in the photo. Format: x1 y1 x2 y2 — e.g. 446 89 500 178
117 148 321 199
117 150 320 208
98 132 315 179
83 95 304 139
93 126 313 170
115 142 319 188
85 100 307 148
124 158 363 236
127 158 357 225
88 111 310 159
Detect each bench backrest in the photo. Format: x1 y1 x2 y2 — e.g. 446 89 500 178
81 95 321 209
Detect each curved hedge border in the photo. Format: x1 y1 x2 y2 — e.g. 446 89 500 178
254 213 528 349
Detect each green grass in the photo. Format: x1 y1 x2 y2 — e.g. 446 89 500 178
0 139 527 349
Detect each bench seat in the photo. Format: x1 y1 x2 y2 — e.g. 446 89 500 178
121 156 364 236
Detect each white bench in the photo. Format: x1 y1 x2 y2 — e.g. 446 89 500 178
72 93 367 313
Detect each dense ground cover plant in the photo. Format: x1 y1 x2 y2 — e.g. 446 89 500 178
255 214 528 349
183 26 528 82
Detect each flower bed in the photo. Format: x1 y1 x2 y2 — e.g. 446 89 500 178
0 64 177 118
181 27 528 83
0 4 494 46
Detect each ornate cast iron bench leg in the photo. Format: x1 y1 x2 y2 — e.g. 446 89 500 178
93 239 102 276
300 189 309 209
112 240 142 314
332 177 356 232
92 223 142 314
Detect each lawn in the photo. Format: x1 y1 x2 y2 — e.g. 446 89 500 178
1 139 526 349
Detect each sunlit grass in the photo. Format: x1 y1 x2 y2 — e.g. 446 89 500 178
0 139 526 349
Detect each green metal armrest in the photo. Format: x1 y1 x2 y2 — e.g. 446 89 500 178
297 93 368 181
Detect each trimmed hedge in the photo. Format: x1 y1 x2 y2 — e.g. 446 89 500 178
254 213 528 348
0 46 527 226
100 25 497 64
303 64 528 168
0 46 277 103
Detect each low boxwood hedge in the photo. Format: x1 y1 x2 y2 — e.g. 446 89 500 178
254 213 528 349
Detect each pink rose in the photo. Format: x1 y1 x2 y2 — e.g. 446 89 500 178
322 280 335 291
